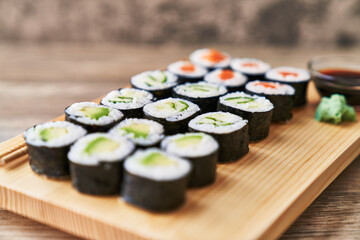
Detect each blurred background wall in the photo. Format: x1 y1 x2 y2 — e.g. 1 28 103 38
1 0 360 47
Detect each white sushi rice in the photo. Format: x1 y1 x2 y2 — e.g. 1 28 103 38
68 133 135 166
189 48 231 68
174 81 227 98
101 88 153 110
231 58 271 75
131 70 178 90
219 92 274 113
189 112 248 134
204 69 247 87
265 66 311 82
124 148 191 181
161 133 218 158
167 60 207 78
246 80 295 95
66 102 123 126
24 121 87 147
109 118 164 146
143 98 200 122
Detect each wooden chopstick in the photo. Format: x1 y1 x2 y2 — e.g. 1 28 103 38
0 142 26 159
0 146 28 166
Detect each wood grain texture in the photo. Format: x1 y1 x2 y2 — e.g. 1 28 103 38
0 44 360 240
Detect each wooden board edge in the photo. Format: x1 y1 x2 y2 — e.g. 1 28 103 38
257 137 360 240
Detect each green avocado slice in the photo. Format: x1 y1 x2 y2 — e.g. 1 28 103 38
121 123 150 139
225 96 255 104
79 106 110 120
141 152 176 166
156 100 189 112
84 137 120 155
175 135 202 148
39 127 68 142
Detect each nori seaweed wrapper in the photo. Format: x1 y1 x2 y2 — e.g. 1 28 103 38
245 89 294 122
265 78 309 107
144 111 200 135
70 161 124 196
131 83 174 100
65 110 123 133
26 142 70 179
217 102 273 142
226 85 245 93
244 73 266 82
172 90 223 113
176 75 203 84
186 150 218 187
189 124 249 163
122 170 189 212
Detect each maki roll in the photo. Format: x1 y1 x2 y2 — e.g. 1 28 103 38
172 81 227 113
204 69 248 92
130 70 178 99
265 66 311 107
167 60 207 84
231 58 271 81
218 92 274 141
161 133 218 188
101 88 153 118
65 102 123 133
143 98 200 135
24 121 87 178
68 133 135 195
122 148 192 212
245 81 295 122
189 48 231 70
188 112 249 163
109 118 164 148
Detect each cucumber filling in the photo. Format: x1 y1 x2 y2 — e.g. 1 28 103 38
198 114 233 127
141 152 177 166
156 101 189 112
144 71 167 87
79 106 110 120
39 127 69 142
84 137 120 155
225 96 254 104
183 84 219 92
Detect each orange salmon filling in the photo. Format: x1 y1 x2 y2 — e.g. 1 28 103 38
242 62 259 68
255 82 277 89
203 49 226 63
219 70 234 80
278 71 298 78
181 63 195 72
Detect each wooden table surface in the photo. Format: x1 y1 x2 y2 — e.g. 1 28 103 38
0 44 359 240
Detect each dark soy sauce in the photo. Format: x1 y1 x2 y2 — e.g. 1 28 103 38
314 68 360 106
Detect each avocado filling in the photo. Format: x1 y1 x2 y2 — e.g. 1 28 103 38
39 127 69 142
183 84 219 92
198 114 233 127
121 123 150 139
175 135 203 148
156 100 189 112
84 137 120 155
141 152 177 166
145 71 167 87
225 96 254 104
79 106 110 120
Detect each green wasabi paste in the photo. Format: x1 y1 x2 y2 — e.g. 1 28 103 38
315 94 356 124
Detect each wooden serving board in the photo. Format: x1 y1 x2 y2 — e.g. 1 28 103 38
0 83 359 240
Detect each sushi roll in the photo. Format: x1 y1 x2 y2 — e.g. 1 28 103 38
122 148 192 212
245 81 295 122
188 112 249 163
65 102 123 133
172 81 227 113
130 70 178 99
68 133 135 195
265 66 311 107
189 48 231 70
24 121 87 178
167 60 207 84
204 69 248 92
218 92 274 141
143 98 200 135
161 133 218 188
231 58 271 81
101 88 153 118
109 118 164 148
